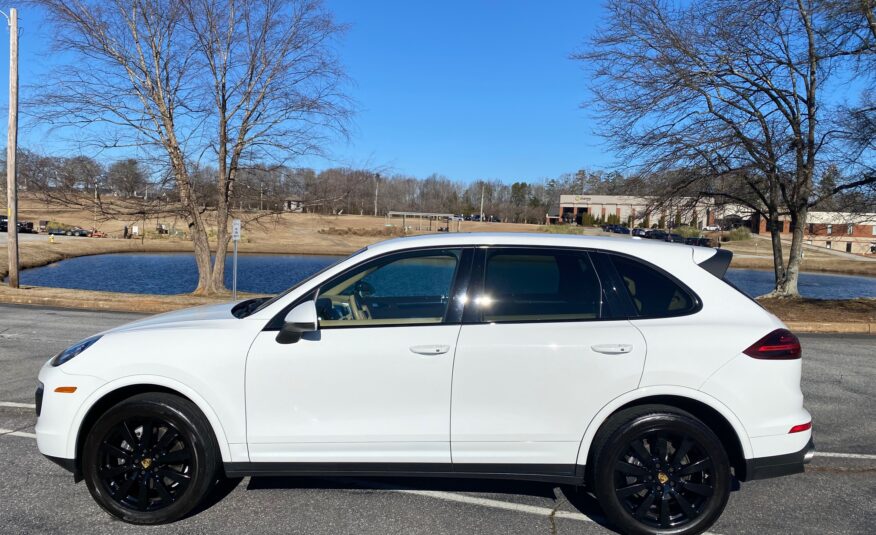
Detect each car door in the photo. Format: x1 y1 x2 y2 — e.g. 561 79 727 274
246 247 471 464
450 247 647 472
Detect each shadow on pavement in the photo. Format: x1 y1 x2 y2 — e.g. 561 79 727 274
244 476 614 531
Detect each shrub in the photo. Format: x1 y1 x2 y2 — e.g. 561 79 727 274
674 225 701 238
722 227 751 242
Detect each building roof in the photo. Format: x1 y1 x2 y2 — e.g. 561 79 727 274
806 211 876 225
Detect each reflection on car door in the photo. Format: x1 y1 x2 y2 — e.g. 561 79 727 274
450 247 647 472
245 248 471 464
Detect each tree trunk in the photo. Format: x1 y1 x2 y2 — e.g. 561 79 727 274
777 207 806 298
767 211 787 294
190 219 215 295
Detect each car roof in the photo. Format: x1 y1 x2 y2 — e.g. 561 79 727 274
366 231 708 260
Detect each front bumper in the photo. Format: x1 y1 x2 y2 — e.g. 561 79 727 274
744 438 815 481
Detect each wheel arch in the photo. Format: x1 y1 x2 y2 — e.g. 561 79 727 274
68 376 233 480
576 387 753 481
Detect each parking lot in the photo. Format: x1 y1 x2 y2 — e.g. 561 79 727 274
1 304 873 534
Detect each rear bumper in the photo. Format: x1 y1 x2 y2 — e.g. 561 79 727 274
744 438 815 481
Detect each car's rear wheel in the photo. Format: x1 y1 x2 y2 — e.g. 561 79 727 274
591 405 731 535
82 393 219 524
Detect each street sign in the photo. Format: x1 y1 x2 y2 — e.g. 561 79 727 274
231 219 241 300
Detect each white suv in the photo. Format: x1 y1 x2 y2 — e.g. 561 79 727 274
35 233 813 534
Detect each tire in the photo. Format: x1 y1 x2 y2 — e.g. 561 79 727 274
65 231 72 236
82 393 220 524
590 405 731 535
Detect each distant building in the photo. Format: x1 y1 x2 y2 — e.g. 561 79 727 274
283 198 304 212
749 211 876 255
804 212 875 255
550 195 715 228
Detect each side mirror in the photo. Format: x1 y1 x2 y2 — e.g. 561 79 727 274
276 300 318 344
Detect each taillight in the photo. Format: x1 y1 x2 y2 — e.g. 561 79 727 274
789 422 812 433
743 329 801 360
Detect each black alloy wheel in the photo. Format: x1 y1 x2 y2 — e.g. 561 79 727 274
613 430 715 529
83 393 219 524
96 417 193 511
591 405 731 535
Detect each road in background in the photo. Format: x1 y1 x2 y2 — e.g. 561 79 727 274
0 304 873 534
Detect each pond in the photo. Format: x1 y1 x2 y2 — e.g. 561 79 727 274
8 252 876 300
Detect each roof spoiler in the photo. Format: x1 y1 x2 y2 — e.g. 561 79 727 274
698 248 733 279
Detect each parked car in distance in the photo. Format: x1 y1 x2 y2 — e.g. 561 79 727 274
702 225 721 231
648 230 668 240
36 233 813 533
665 233 685 243
631 227 648 237
47 226 92 237
614 226 631 234
1 218 38 233
685 237 714 247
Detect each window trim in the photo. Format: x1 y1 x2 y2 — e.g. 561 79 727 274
264 246 474 331
463 246 617 325
604 251 703 319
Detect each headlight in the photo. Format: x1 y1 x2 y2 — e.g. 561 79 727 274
51 335 102 367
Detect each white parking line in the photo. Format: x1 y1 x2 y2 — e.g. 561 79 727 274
372 486 729 534
0 428 37 439
815 451 876 460
0 412 870 534
0 401 36 409
391 488 596 523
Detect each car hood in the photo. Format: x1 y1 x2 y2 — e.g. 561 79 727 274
108 301 239 334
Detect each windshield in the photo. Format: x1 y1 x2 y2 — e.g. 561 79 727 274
240 248 368 317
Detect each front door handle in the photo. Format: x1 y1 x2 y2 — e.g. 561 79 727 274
591 344 634 355
409 344 451 355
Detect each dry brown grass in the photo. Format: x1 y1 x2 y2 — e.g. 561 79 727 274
758 297 876 323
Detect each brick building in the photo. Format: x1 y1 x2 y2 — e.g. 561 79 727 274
551 195 715 227
752 211 876 255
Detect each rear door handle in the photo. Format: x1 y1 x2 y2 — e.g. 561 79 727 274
591 344 634 355
409 344 451 355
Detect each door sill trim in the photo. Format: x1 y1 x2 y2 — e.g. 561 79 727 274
224 462 586 485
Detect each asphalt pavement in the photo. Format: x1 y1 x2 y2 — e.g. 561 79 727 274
0 304 873 534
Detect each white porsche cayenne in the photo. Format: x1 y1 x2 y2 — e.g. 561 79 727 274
35 233 813 534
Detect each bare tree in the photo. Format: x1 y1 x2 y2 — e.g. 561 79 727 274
107 159 148 198
29 0 350 295
576 0 876 297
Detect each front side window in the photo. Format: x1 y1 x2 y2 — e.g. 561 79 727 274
316 249 462 327
609 254 698 317
479 250 604 322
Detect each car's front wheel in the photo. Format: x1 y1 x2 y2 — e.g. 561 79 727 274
82 393 219 524
591 405 731 535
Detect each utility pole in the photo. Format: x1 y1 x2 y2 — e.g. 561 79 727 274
373 173 379 217
479 183 485 222
5 8 19 288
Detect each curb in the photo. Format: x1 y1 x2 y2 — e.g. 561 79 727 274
784 321 874 335
0 294 191 314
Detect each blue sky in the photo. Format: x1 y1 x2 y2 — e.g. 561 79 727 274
0 1 607 185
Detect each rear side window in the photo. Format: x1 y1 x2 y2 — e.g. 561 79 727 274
481 250 604 322
609 254 698 317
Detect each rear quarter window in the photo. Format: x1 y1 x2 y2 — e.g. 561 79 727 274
609 254 700 318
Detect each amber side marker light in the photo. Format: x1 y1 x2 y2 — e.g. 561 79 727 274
54 386 77 394
789 422 812 434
